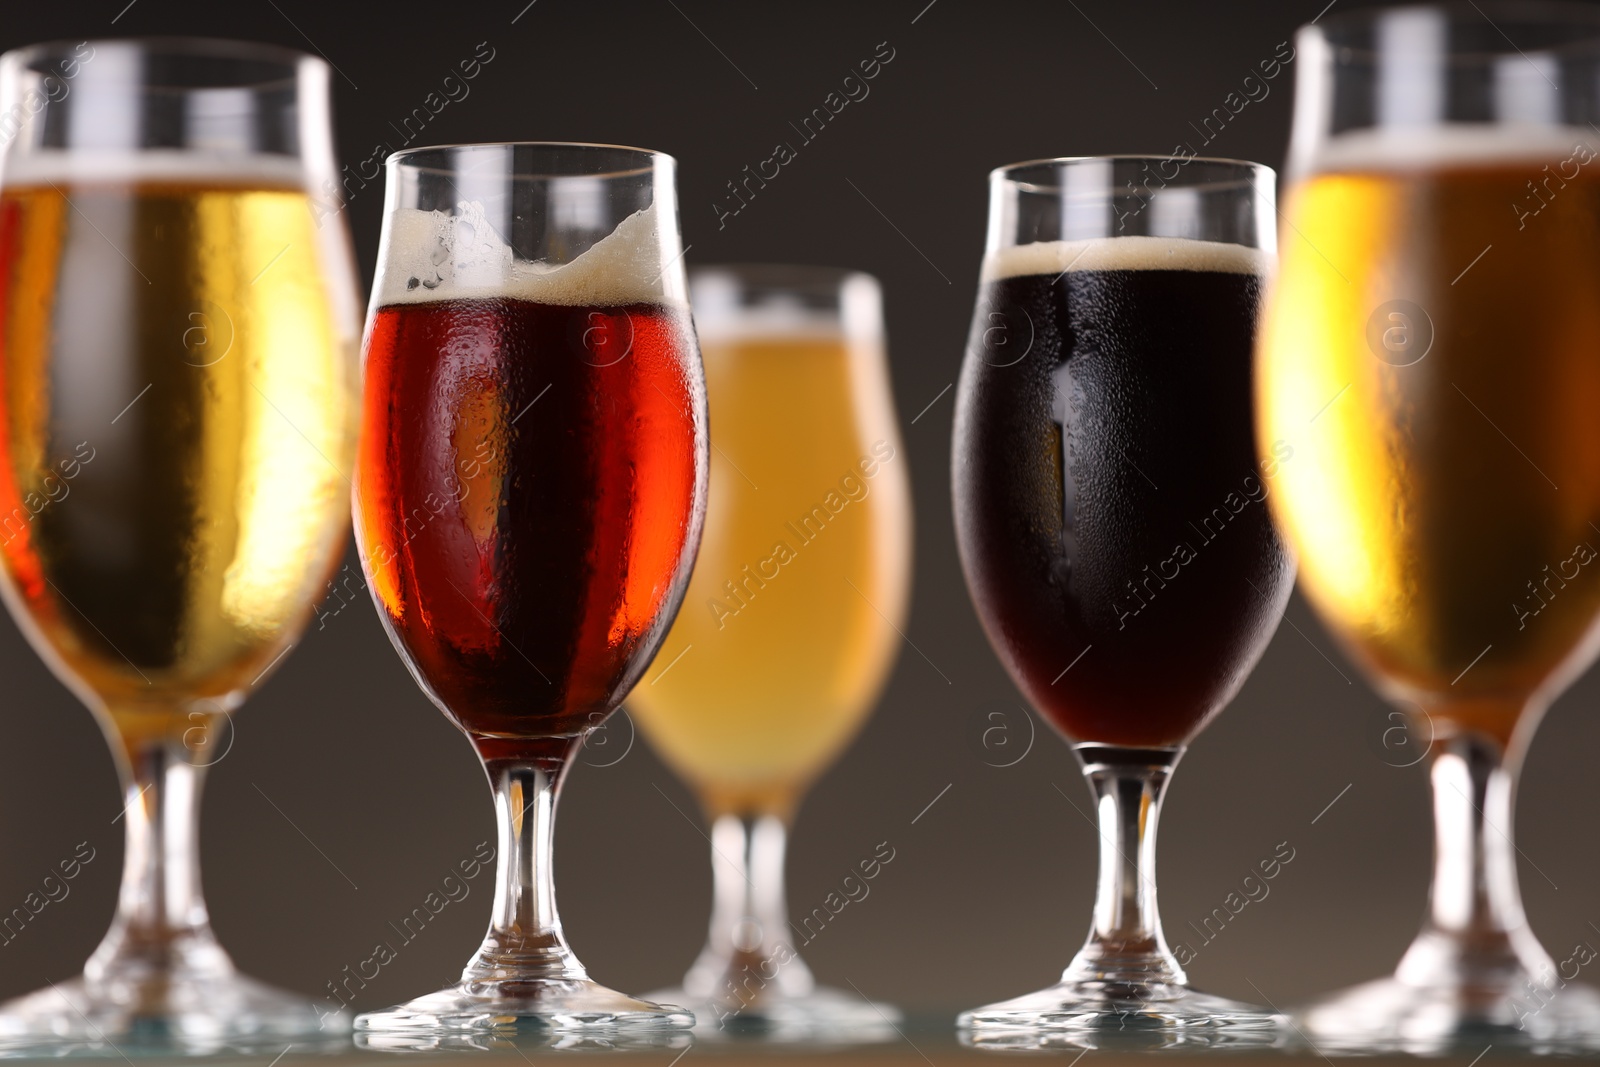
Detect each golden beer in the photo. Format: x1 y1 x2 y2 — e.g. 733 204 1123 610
1257 132 1600 743
629 324 910 816
0 174 356 752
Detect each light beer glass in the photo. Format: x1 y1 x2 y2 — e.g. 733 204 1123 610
1258 3 1600 1048
0 38 359 1041
627 265 911 1033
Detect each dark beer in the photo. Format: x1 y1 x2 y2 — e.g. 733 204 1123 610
356 294 706 757
952 241 1291 748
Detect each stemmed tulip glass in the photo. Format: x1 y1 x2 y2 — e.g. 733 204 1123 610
352 142 706 1032
951 156 1293 1034
627 265 912 1036
1258 2 1600 1049
0 37 359 1044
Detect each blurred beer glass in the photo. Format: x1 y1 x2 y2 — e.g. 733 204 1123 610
0 38 359 1043
628 265 912 1034
1258 2 1600 1049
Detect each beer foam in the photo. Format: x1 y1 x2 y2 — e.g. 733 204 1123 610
1 148 310 189
377 200 684 308
1311 124 1600 173
690 270 882 342
982 236 1271 281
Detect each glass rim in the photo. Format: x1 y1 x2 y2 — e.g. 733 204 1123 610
690 263 883 339
989 154 1275 189
1 36 319 85
1307 1 1600 61
387 141 675 179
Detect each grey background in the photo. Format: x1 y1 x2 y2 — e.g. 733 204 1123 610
0 0 1597 1020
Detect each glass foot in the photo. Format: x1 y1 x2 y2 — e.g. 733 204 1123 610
355 1027 693 1054
355 977 694 1033
0 970 345 1050
652 985 898 1040
959 979 1284 1032
961 1025 1287 1052
1296 974 1600 1053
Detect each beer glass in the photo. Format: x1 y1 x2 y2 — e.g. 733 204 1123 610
627 265 912 1033
1258 4 1600 1048
952 156 1292 1033
352 143 706 1032
0 38 358 1042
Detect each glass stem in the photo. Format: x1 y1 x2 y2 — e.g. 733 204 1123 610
684 812 812 1014
87 736 231 983
463 749 585 988
1063 745 1186 989
1397 732 1553 990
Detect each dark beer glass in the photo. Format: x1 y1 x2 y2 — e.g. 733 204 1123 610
353 143 706 1032
953 157 1292 1034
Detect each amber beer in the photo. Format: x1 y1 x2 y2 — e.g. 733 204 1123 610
356 209 705 760
953 237 1292 749
1258 131 1600 743
0 165 356 746
627 317 911 816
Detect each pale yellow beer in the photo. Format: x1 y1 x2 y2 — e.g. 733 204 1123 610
0 174 356 751
630 316 910 816
1257 131 1600 744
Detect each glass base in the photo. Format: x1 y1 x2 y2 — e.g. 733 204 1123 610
0 970 345 1051
355 977 694 1033
1296 974 1600 1053
651 984 898 1041
355 1027 693 1054
961 1024 1287 1052
959 979 1284 1033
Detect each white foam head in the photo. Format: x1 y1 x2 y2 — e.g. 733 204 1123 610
690 270 882 342
981 235 1272 281
1308 123 1600 174
690 300 850 342
0 147 310 188
377 199 684 308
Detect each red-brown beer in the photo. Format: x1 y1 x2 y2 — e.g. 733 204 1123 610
356 295 706 758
